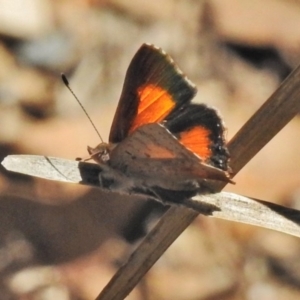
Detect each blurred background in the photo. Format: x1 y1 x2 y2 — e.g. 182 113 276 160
0 0 300 299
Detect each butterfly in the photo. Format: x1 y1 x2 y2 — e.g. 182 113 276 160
86 44 233 202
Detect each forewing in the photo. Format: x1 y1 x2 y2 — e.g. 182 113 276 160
109 44 197 144
109 123 232 185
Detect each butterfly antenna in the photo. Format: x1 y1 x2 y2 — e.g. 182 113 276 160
61 74 104 143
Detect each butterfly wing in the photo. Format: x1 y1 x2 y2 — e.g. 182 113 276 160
109 44 197 144
109 123 232 192
165 104 231 172
108 44 230 174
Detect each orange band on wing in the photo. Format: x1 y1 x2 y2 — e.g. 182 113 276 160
179 126 211 159
129 84 176 133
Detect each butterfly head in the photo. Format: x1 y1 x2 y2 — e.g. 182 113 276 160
87 142 112 163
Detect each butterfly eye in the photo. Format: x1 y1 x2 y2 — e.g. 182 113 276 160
87 143 111 163
101 149 110 162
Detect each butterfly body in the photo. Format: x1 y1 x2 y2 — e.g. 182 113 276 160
88 44 233 202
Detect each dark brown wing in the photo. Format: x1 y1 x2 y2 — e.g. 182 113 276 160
109 44 197 144
165 104 230 171
109 123 232 187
